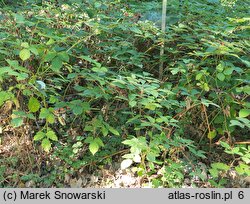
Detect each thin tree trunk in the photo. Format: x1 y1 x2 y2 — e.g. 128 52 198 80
159 0 167 80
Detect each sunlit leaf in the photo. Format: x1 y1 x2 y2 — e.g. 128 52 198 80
11 117 23 127
34 131 45 141
239 109 250 118
207 130 217 140
28 97 40 113
46 130 58 141
89 141 99 155
42 138 51 152
19 49 31 61
121 159 133 170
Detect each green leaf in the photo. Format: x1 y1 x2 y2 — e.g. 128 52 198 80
42 138 51 152
217 73 225 81
11 117 23 127
101 126 108 136
94 137 104 147
39 108 50 119
130 27 142 34
207 130 217 140
46 114 55 124
71 105 83 115
51 57 63 72
195 73 203 80
92 66 108 73
29 47 39 55
21 42 29 48
34 131 45 141
146 152 156 162
44 52 57 61
0 91 13 107
121 159 133 170
203 83 210 92
28 97 40 113
129 100 137 107
223 67 234 75
89 141 99 155
220 141 231 150
239 109 250 118
216 62 224 72
19 49 31 61
209 168 219 178
235 164 249 175
145 103 158 110
230 119 244 128
46 38 55 45
58 52 69 62
211 162 230 171
84 136 94 143
107 125 120 136
46 130 58 141
14 13 25 24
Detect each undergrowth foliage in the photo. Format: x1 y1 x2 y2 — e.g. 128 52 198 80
0 0 249 187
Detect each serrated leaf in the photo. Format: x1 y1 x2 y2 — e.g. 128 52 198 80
28 97 40 113
101 126 108 136
94 137 104 147
223 67 234 75
58 52 69 62
0 91 13 107
34 131 45 141
46 38 55 45
146 152 156 162
89 141 99 155
44 52 57 61
211 162 230 171
217 73 225 81
239 109 250 118
220 141 231 149
19 49 31 61
46 114 55 124
145 103 157 110
29 47 38 55
108 126 120 136
203 83 210 92
84 136 94 143
121 159 133 170
216 62 224 72
130 27 142 34
196 73 203 80
42 138 51 152
209 168 219 178
92 66 108 73
11 117 23 127
51 57 63 72
46 130 58 141
39 108 50 119
207 130 217 140
129 100 137 107
21 42 29 48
